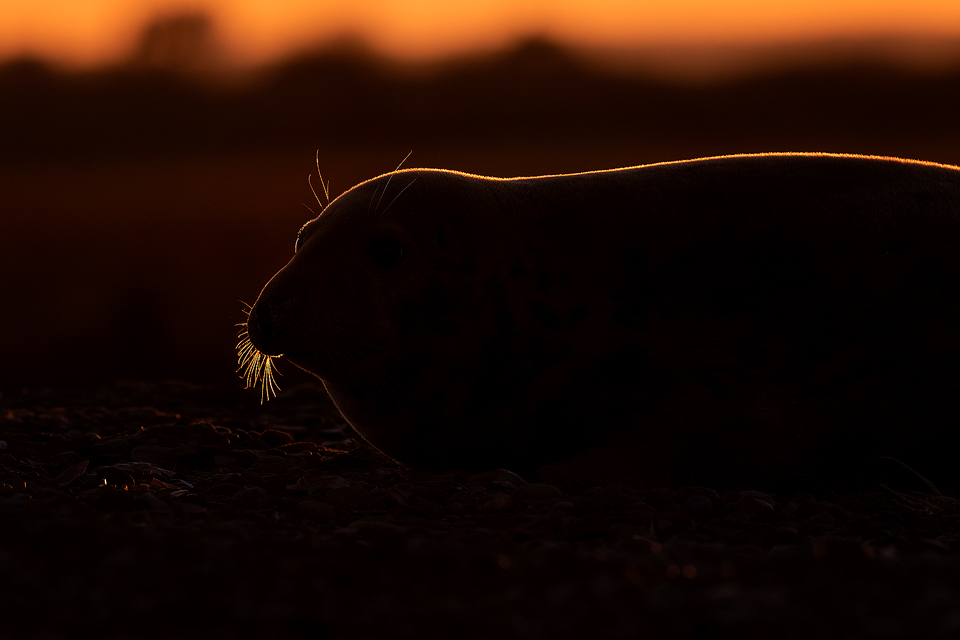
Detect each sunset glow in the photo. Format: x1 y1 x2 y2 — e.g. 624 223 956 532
2 0 960 69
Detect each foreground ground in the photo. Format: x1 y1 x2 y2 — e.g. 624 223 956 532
2 380 959 639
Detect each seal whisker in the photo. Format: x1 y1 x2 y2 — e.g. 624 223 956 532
236 306 282 403
373 151 414 215
308 174 329 212
314 150 331 206
374 173 395 214
368 182 382 214
378 176 419 219
236 329 282 403
394 150 413 171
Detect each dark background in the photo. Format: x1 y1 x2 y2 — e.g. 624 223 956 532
3 15 960 394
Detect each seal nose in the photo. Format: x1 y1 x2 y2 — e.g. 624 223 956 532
246 301 288 356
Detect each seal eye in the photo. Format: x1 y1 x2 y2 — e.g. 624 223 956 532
367 237 405 269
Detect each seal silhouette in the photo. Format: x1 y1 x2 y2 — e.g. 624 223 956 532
245 153 960 488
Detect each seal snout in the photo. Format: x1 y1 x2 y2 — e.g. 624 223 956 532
246 300 290 356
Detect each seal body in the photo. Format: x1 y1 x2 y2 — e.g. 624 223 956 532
247 153 960 488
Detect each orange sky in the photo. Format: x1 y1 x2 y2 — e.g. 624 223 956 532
3 0 960 70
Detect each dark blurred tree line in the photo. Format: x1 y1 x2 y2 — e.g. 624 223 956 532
2 12 960 165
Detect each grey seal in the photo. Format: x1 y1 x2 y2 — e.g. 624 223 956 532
242 153 960 488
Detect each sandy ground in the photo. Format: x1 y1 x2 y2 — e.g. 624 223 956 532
3 379 960 639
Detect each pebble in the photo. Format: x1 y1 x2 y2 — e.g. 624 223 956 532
740 490 775 500
298 473 351 493
468 469 528 488
511 483 562 502
297 499 336 521
643 488 678 508
349 520 406 538
56 460 89 487
593 485 639 508
683 494 714 518
477 493 514 512
678 486 721 502
130 445 176 465
260 429 295 447
234 486 269 509
910 515 941 533
96 466 135 487
325 486 372 511
810 511 836 526
371 487 410 507
113 462 175 478
569 512 613 538
730 496 774 519
198 425 230 448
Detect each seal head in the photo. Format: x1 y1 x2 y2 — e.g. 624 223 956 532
247 170 573 471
